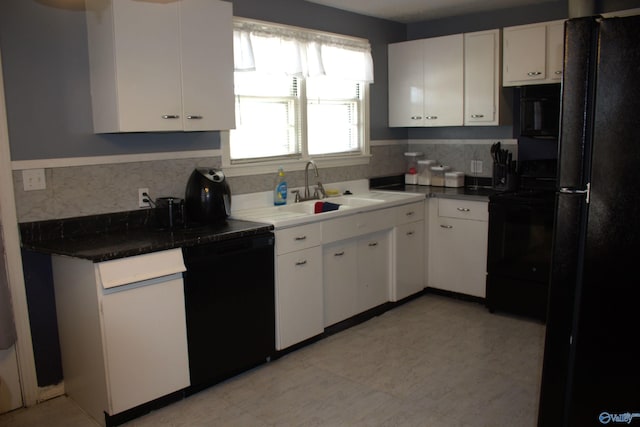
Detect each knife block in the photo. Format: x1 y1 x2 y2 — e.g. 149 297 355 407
492 163 518 191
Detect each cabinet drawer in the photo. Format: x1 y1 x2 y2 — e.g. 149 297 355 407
396 202 424 225
438 199 488 221
276 223 321 254
322 208 395 243
98 248 186 289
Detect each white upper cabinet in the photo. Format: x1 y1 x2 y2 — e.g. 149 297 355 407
85 0 235 133
546 20 565 82
503 20 565 86
388 34 464 127
388 39 424 127
464 29 502 125
423 34 464 127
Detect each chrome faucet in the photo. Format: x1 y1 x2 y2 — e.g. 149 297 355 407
300 160 326 201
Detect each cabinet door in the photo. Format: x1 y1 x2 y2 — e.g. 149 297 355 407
181 0 235 131
423 34 464 127
357 230 391 312
276 246 324 350
323 240 358 327
388 39 425 127
503 24 546 85
101 277 190 414
430 217 488 298
394 221 425 301
546 20 565 82
464 30 500 125
112 1 183 131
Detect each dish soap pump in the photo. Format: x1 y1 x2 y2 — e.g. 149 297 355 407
274 167 287 206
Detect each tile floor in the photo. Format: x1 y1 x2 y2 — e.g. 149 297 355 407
0 294 546 427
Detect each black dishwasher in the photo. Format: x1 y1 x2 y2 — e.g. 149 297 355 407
182 231 275 393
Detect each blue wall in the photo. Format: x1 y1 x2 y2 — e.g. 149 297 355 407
2 0 640 161
0 0 405 161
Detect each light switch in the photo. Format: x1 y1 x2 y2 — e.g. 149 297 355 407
22 168 46 191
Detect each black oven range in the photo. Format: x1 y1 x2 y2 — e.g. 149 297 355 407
485 159 556 322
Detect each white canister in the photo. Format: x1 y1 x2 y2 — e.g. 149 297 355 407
429 165 451 187
445 171 465 188
417 159 436 185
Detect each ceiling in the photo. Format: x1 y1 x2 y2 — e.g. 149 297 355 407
305 0 559 23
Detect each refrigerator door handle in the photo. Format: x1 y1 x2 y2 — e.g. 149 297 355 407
559 182 591 203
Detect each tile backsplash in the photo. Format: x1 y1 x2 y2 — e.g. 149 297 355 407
408 139 517 177
13 139 513 222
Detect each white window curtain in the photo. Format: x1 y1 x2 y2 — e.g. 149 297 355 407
233 19 374 83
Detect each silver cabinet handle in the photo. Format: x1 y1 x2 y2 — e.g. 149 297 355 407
186 115 203 120
334 251 345 256
457 207 471 212
295 259 307 266
440 224 453 229
527 71 542 76
411 116 422 120
425 116 438 120
554 70 562 75
294 236 307 241
162 115 180 119
471 114 484 118
406 231 415 236
368 242 378 247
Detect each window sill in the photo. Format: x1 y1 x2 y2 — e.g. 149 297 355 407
221 154 371 177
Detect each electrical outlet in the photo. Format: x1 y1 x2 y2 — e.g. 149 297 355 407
23 169 46 191
471 160 483 174
138 188 150 208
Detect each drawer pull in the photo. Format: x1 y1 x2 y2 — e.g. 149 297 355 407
411 116 422 120
368 242 378 247
527 71 542 76
294 236 307 241
471 114 484 118
186 115 203 120
162 114 180 119
554 70 562 75
405 211 415 216
406 231 415 236
440 224 453 229
457 208 471 212
334 251 345 257
425 115 438 120
295 259 308 266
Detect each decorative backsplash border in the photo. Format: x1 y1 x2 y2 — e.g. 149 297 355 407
12 139 512 222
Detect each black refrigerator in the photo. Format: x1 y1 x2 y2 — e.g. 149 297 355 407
538 15 640 427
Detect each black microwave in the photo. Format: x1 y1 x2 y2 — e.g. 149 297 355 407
519 84 561 137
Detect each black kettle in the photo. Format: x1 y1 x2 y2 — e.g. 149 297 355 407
185 168 231 225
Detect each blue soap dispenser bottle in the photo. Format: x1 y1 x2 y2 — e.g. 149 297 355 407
274 167 287 206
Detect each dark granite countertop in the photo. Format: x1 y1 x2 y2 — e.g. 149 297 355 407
370 175 499 202
20 209 273 263
403 184 497 201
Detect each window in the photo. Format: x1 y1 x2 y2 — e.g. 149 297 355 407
222 19 374 175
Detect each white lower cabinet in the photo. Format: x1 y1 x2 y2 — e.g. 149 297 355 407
393 201 426 301
357 230 392 312
51 249 189 426
321 208 394 327
394 221 425 301
275 224 324 350
428 198 488 298
323 240 358 326
323 230 392 327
